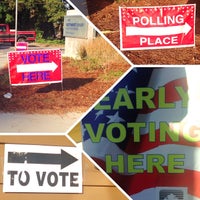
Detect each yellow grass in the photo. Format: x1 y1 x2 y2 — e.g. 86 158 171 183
77 36 127 71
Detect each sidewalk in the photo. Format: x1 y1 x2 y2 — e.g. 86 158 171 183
0 112 83 133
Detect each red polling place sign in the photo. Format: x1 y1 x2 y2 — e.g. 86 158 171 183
119 4 196 50
8 49 62 85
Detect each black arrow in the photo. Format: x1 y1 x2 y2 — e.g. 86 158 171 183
8 149 78 169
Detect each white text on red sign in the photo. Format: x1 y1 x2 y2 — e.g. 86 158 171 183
120 5 195 50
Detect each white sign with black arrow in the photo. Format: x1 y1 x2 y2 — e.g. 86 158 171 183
3 144 82 193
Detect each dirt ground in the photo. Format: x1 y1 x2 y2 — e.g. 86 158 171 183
86 0 200 64
0 54 130 114
1 0 200 115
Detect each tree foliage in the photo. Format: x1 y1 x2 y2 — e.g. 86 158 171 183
44 0 66 23
0 0 66 38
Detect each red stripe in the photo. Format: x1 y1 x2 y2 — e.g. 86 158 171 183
93 158 200 198
139 77 188 114
122 77 190 154
124 129 200 155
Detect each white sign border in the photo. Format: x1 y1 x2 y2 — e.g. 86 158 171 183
3 144 82 193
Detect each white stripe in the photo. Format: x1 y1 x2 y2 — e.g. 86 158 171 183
136 101 187 134
136 67 187 134
130 187 191 200
188 194 200 200
130 188 157 200
126 23 191 36
148 67 186 89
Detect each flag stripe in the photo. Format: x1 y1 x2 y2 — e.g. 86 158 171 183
93 157 200 198
82 67 192 199
84 138 200 173
139 77 188 114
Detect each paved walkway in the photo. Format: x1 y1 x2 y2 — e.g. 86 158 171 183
0 112 83 134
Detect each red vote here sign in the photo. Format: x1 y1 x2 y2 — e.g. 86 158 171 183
8 49 62 85
119 4 196 50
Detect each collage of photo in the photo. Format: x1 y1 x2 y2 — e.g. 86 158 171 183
0 0 200 200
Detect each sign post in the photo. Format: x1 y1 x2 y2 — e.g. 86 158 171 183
119 4 195 50
3 144 82 193
8 49 62 85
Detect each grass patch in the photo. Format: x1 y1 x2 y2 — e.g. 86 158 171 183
36 38 65 45
99 69 125 81
72 36 127 72
36 38 65 46
36 31 65 45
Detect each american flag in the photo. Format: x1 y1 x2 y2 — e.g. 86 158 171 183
81 67 200 200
